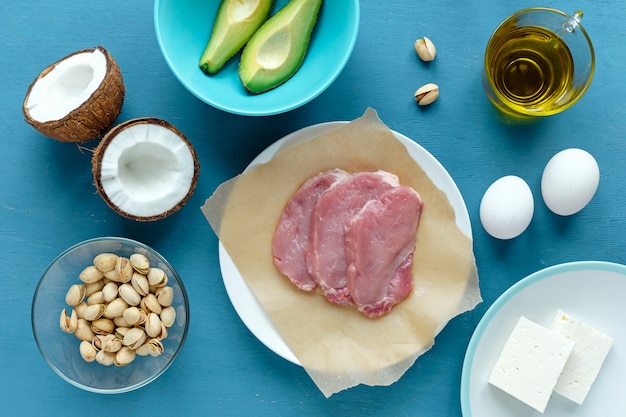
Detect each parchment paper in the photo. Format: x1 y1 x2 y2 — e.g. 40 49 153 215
201 108 481 397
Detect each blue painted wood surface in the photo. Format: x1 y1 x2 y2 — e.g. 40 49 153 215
2 1 625 415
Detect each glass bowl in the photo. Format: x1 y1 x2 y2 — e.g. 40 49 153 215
31 237 189 394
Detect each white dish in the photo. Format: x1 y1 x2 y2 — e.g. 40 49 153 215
219 122 472 365
461 261 626 416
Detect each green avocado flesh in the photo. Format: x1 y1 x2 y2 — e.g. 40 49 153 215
239 0 323 94
199 0 274 75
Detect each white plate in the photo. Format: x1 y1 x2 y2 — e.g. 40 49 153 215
461 261 626 416
219 122 472 365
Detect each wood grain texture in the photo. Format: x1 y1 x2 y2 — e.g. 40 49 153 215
2 0 626 415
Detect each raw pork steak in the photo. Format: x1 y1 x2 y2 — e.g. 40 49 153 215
307 171 400 305
345 186 423 317
272 169 351 290
272 169 423 317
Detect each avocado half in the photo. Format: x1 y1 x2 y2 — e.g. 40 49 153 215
239 0 323 94
199 0 274 75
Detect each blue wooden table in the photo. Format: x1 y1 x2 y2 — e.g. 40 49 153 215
2 1 625 415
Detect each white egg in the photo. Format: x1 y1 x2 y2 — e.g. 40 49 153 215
541 148 599 216
480 175 534 240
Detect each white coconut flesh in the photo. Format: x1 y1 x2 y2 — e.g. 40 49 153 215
25 48 107 122
98 123 196 218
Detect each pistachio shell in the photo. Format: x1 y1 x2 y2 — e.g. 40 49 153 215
122 306 146 326
145 313 163 338
160 306 176 327
103 269 118 281
123 327 147 350
86 290 105 305
104 297 129 319
113 315 130 328
155 286 174 307
131 272 150 296
115 326 130 339
60 308 78 333
84 280 105 297
135 339 164 357
74 301 88 319
100 333 122 353
115 256 133 283
141 293 162 315
79 340 97 362
65 284 85 306
414 36 437 61
91 317 115 335
74 318 95 342
101 281 119 302
93 253 119 272
118 283 141 306
130 253 150 274
79 265 104 284
95 349 116 366
114 346 136 366
147 267 167 287
82 303 105 321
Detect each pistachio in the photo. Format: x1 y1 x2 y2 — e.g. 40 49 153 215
104 297 129 319
123 327 147 350
114 346 136 367
79 265 104 284
114 256 133 283
118 283 141 306
60 308 78 333
101 281 119 303
82 303 105 321
100 333 123 353
74 318 95 342
141 293 162 315
95 349 116 366
155 286 174 307
130 253 150 275
93 253 119 272
147 267 167 287
84 280 105 297
115 326 130 339
131 272 150 296
65 284 85 306
91 318 115 335
86 290 105 306
414 83 439 106
103 269 118 281
414 36 436 61
160 306 176 328
135 339 164 357
79 340 97 362
74 301 88 319
113 315 130 328
145 313 163 338
122 306 147 326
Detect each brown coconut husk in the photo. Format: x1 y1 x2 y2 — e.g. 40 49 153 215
22 46 125 143
91 117 201 222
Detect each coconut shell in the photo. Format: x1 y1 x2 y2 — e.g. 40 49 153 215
92 118 201 222
23 46 125 143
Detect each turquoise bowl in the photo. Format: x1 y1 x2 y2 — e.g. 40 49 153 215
154 0 360 116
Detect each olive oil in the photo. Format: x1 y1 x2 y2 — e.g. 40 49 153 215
484 25 575 116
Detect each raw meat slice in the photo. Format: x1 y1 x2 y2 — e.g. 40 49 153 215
272 169 351 291
307 171 400 305
345 186 423 317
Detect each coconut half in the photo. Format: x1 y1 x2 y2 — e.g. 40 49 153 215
23 46 125 142
92 118 200 222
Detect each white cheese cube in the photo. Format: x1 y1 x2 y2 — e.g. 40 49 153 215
549 310 613 404
488 316 575 413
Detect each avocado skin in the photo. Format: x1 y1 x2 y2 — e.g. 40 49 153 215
199 0 274 75
239 0 323 94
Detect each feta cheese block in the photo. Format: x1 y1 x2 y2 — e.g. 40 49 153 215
549 310 613 404
488 316 575 413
